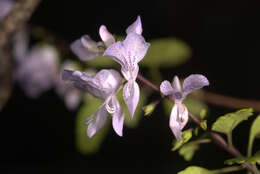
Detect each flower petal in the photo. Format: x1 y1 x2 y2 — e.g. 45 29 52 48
110 96 124 136
123 81 140 118
160 80 174 96
87 104 108 138
99 25 115 47
172 76 182 91
126 16 142 35
70 35 101 61
123 33 150 64
169 103 188 141
103 41 126 67
183 74 209 97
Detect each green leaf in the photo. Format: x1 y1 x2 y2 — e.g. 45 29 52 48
179 142 200 161
75 94 110 154
249 115 260 155
225 151 260 165
116 88 147 128
143 103 155 116
200 120 207 131
212 108 254 135
140 38 192 67
172 130 192 151
178 166 213 174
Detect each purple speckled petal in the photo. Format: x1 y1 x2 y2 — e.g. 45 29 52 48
110 96 124 136
103 41 126 67
169 103 188 141
122 33 150 64
126 16 142 35
70 35 101 61
87 104 108 138
160 80 174 96
123 81 140 118
183 74 209 97
99 25 115 47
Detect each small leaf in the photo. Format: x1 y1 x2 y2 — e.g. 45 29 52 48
179 142 200 161
225 151 260 165
200 120 207 131
143 104 155 116
212 108 254 135
249 115 260 153
75 94 110 154
178 166 213 174
172 130 192 151
140 38 192 67
117 88 147 128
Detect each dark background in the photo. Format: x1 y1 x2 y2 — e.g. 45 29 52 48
0 0 260 173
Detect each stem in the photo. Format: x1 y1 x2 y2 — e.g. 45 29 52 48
247 139 254 157
211 166 244 174
137 74 260 174
227 131 233 148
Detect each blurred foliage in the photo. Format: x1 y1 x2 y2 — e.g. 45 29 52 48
86 56 117 68
140 38 191 67
178 141 200 161
116 87 147 128
225 151 260 165
200 120 207 131
172 130 192 151
178 166 213 174
212 108 254 135
75 94 110 154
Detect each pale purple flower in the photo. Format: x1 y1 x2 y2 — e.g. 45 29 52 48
55 61 83 110
70 25 115 61
160 74 209 141
62 69 124 137
103 16 150 118
15 45 59 98
0 0 14 21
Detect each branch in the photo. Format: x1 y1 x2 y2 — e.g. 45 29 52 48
137 74 259 174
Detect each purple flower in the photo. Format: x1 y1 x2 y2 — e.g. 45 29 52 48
62 69 124 137
15 45 59 98
70 25 115 61
160 74 209 141
103 16 150 118
55 61 83 110
0 0 14 21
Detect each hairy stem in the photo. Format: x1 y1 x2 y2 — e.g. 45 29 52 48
137 74 260 174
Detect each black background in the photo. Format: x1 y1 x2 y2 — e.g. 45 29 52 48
0 0 260 173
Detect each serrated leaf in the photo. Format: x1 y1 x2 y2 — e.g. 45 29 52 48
179 142 200 161
172 130 192 151
249 115 260 154
75 94 110 154
178 166 213 174
212 108 254 135
140 38 192 67
116 88 147 128
225 151 260 165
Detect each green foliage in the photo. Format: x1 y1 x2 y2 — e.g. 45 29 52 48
179 142 200 161
143 103 156 116
212 108 254 135
249 115 260 155
200 120 207 131
163 97 209 119
75 94 110 154
116 88 147 128
86 56 118 68
178 166 213 174
140 38 192 67
225 151 260 165
172 130 192 151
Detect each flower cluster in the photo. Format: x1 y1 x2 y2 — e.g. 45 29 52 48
63 16 150 137
63 16 209 141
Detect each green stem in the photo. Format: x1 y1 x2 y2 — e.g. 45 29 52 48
227 131 233 148
211 166 244 174
247 139 254 157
